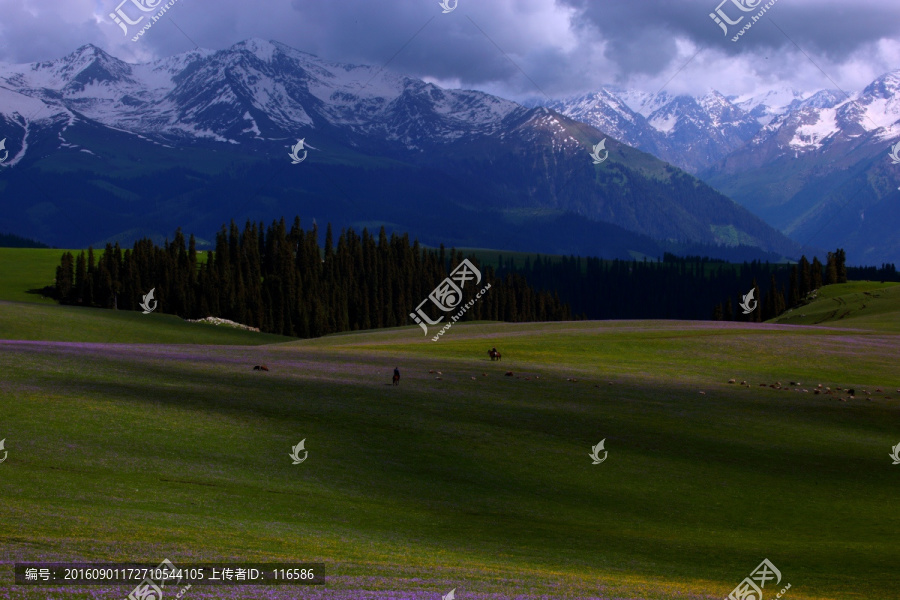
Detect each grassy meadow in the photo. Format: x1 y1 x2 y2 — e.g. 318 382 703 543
0 248 898 600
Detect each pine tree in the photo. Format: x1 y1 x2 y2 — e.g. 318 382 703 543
811 257 824 290
836 249 847 283
769 275 784 318
826 252 839 285
799 256 811 298
55 252 75 302
85 247 96 306
789 266 800 307
74 251 87 304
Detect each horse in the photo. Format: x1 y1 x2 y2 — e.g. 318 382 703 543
392 373 400 386
488 349 501 361
253 365 269 371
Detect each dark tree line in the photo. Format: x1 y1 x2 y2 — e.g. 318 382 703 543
846 262 898 282
492 248 886 323
53 219 570 337
0 232 50 248
52 226 896 334
712 249 859 321
493 253 783 321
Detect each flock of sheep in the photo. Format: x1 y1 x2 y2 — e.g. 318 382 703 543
726 379 896 402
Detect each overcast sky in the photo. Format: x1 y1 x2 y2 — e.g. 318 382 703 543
0 0 898 102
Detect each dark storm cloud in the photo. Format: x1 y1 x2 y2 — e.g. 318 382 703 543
562 0 900 59
0 0 897 99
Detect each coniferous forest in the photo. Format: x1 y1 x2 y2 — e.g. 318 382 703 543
500 249 893 322
51 217 898 337
52 219 571 338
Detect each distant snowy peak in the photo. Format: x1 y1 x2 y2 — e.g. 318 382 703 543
544 89 646 137
546 86 761 173
2 42 898 171
148 49 214 79
857 70 900 138
603 87 672 117
0 39 528 150
732 85 806 110
26 44 137 93
547 72 900 172
752 73 900 153
861 70 900 100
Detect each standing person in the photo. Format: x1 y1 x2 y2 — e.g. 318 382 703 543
393 367 400 386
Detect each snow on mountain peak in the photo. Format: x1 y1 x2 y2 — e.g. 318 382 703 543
732 86 808 126
862 69 900 100
231 39 278 63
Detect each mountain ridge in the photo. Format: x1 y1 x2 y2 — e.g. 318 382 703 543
0 40 803 260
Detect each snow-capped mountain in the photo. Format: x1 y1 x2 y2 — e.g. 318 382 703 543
736 75 900 162
0 40 802 259
704 70 900 265
542 74 900 264
0 40 523 149
544 88 763 174
730 86 810 126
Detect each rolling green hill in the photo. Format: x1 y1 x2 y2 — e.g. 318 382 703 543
770 281 900 332
2 249 899 598
1 297 899 599
0 300 290 344
0 248 73 304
